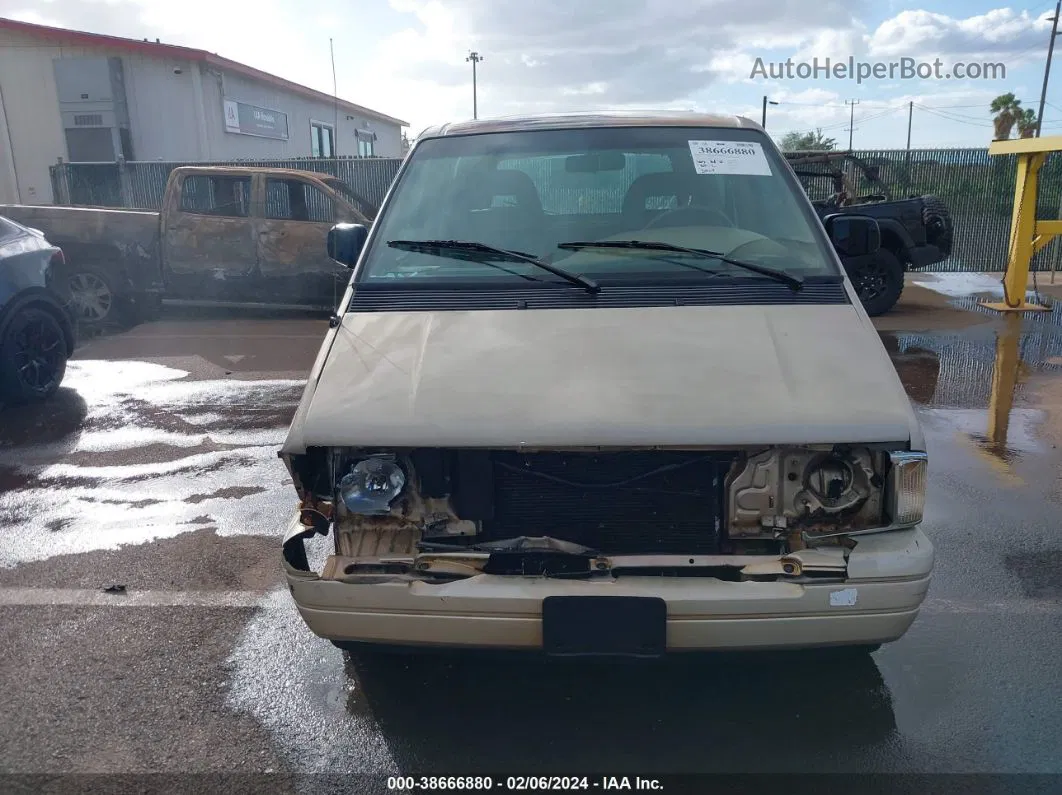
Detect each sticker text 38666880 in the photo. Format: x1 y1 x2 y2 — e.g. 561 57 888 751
688 140 773 176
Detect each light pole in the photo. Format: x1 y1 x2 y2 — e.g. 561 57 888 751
761 96 778 128
1036 0 1061 136
466 51 483 119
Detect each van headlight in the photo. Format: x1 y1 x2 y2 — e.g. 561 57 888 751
338 455 406 514
886 451 927 525
802 453 866 512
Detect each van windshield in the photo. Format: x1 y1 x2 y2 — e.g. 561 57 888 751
356 126 840 286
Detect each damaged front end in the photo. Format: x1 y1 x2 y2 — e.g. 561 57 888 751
280 444 927 586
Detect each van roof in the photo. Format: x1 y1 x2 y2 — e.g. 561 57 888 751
416 111 762 141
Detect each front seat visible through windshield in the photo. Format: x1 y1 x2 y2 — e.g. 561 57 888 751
456 169 546 255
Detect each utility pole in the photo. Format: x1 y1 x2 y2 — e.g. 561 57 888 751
845 99 860 149
466 51 483 120
761 96 778 128
906 101 913 152
904 100 914 194
1036 0 1061 136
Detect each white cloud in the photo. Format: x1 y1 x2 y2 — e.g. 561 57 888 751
792 26 869 62
868 9 1050 58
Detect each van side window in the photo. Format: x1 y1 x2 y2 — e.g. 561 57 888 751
179 175 251 217
265 179 336 223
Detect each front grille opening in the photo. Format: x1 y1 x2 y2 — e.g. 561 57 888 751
479 451 735 555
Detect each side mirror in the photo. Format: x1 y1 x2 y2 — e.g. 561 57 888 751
327 223 369 268
823 214 881 257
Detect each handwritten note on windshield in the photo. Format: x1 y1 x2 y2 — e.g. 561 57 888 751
688 140 772 176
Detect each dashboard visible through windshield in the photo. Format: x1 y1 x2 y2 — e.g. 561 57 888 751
355 125 841 289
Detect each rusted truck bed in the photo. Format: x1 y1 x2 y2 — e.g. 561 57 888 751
0 203 164 325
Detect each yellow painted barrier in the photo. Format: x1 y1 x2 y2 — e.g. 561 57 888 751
965 315 1026 484
983 136 1062 312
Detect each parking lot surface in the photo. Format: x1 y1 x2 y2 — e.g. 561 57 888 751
1 291 1061 788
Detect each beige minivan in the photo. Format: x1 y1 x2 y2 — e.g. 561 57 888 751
279 112 933 657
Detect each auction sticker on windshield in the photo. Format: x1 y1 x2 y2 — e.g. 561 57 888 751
688 140 772 176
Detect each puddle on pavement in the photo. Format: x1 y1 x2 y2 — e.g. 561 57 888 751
0 360 304 566
881 305 1062 470
227 591 897 776
226 591 401 777
1003 551 1062 599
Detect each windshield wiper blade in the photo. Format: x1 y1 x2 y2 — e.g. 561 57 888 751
557 239 804 291
387 239 599 294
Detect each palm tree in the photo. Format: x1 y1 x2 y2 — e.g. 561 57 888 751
1016 108 1039 138
990 93 1023 141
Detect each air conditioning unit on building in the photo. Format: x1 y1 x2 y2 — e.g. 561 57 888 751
53 56 133 162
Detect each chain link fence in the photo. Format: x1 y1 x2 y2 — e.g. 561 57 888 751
46 147 1062 273
891 320 1062 409
850 147 1062 274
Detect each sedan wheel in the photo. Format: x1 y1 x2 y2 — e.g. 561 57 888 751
0 308 69 403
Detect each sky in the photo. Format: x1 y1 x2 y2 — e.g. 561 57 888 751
2 0 1062 149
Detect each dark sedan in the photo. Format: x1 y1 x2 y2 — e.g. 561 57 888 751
0 215 76 404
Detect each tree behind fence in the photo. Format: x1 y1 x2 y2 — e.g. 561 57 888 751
48 149 1062 273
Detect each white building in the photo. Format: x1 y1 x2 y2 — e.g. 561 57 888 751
0 18 408 204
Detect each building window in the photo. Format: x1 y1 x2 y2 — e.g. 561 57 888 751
179 175 251 217
355 128 376 157
265 178 335 223
310 122 334 158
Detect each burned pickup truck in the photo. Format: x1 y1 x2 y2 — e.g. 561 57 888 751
0 166 376 326
785 151 953 316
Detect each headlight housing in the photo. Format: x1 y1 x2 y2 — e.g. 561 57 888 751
802 453 867 513
886 451 927 525
338 455 406 514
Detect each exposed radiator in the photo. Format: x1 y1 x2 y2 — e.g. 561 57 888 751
481 451 734 554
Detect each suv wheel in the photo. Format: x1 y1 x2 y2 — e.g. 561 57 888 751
850 249 904 317
0 307 69 403
921 195 953 257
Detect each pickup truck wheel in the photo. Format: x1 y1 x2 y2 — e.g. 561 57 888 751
849 249 904 317
64 268 115 326
0 307 69 404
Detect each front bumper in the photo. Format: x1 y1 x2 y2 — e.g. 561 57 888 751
283 515 934 653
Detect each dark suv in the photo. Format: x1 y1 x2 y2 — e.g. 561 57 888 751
786 151 953 316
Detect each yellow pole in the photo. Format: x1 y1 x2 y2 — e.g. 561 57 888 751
986 315 1023 449
983 152 1050 311
982 136 1062 312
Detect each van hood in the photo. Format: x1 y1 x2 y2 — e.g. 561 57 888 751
283 304 920 452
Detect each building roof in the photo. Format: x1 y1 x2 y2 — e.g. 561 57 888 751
0 17 408 128
417 111 760 140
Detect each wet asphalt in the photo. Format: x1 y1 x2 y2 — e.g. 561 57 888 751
1 296 1061 787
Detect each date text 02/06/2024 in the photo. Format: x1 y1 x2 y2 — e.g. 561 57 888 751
386 776 665 791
